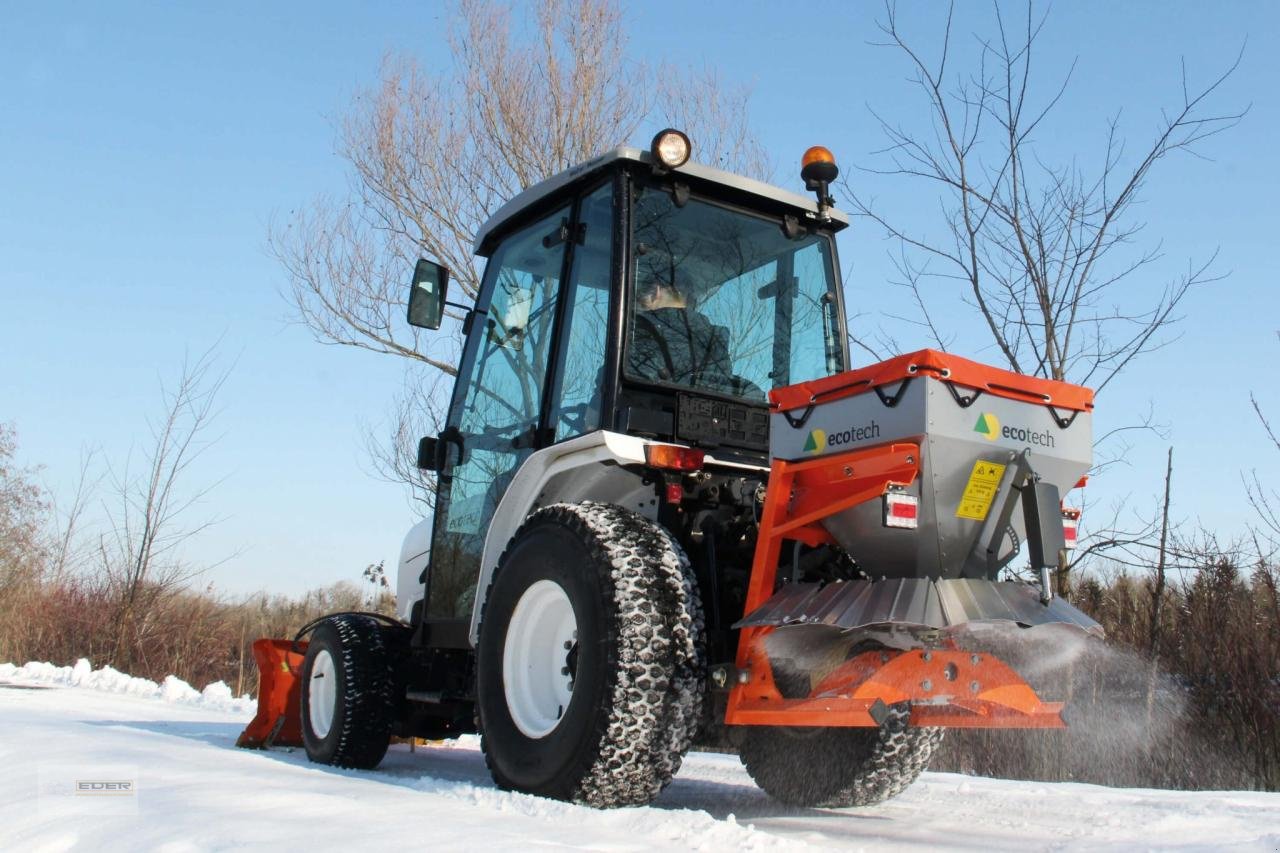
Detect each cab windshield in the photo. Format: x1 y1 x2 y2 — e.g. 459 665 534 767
625 186 843 401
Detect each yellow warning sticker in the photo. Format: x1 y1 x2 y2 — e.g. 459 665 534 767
956 460 1007 521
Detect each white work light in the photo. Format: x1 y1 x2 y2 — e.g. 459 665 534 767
650 128 691 169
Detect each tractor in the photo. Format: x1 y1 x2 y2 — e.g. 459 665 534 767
238 130 1101 809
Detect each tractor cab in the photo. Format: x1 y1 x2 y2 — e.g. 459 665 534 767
402 132 852 650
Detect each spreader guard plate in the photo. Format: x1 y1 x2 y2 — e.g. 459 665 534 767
734 578 1103 636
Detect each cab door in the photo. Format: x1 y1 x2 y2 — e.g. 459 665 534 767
424 205 572 626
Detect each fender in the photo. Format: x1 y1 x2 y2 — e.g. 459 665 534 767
467 429 764 645
395 518 433 623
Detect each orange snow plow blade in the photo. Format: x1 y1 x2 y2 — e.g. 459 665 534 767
235 639 309 749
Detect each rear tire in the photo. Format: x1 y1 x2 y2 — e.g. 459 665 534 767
739 705 943 807
476 502 705 808
300 614 398 769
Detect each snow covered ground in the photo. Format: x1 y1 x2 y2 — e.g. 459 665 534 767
2 661 1278 852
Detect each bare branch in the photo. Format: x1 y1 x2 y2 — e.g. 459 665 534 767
850 1 1243 391
270 0 768 505
99 346 231 671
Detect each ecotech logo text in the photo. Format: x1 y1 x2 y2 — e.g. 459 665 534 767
804 420 881 453
973 412 1055 448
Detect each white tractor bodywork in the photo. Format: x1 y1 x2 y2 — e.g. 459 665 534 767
395 429 765 640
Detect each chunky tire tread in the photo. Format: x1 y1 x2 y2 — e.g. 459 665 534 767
300 614 398 770
826 708 944 807
477 502 705 808
740 705 943 808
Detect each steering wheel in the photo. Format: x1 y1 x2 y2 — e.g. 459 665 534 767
555 402 593 435
729 375 766 401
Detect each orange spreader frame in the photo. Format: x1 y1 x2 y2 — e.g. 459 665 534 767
723 441 1065 730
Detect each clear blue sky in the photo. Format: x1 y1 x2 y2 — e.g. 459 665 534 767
3 1 1277 596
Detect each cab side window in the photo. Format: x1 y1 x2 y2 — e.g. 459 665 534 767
427 206 569 618
548 183 613 441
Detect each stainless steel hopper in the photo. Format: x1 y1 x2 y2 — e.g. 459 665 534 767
769 350 1092 582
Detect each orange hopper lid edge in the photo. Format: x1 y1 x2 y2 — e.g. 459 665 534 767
770 349 1095 414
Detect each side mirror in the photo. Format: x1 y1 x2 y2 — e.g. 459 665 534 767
416 435 441 472
407 258 449 330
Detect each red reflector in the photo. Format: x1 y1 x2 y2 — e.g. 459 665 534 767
1061 507 1080 549
644 444 705 472
883 493 919 529
664 482 684 504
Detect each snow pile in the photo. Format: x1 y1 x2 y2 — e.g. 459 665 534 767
0 658 255 715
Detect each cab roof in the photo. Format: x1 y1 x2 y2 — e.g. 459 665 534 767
473 146 849 255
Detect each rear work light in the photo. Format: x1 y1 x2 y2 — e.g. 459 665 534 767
883 491 919 529
644 443 705 472
1061 507 1081 550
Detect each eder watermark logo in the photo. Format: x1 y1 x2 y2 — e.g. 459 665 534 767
39 764 139 816
76 779 135 796
803 428 827 453
973 412 1001 441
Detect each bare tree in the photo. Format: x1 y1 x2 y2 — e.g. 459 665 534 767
362 369 450 513
45 448 102 583
0 424 49 665
100 349 230 671
1149 447 1174 654
1246 336 1280 547
0 424 46 590
270 0 768 509
271 0 767 377
849 2 1244 391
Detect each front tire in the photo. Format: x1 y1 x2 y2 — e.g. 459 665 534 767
300 614 398 769
739 705 943 807
476 502 705 808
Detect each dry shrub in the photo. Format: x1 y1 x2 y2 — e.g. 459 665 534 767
0 570 396 698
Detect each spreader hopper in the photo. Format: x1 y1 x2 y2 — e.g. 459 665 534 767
772 349 1092 581
726 350 1101 731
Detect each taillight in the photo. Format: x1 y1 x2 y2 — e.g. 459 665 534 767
644 443 705 472
883 492 919 529
1061 507 1081 550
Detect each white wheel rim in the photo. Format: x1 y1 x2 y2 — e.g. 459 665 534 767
308 648 337 739
503 579 578 738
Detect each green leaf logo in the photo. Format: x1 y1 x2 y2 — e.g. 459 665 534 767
804 428 827 453
973 412 1000 441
